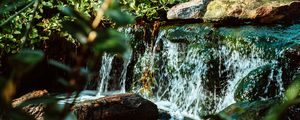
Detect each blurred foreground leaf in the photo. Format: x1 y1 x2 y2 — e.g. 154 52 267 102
48 59 72 72
59 6 90 26
93 29 127 53
285 75 300 101
105 9 134 26
9 49 44 78
61 20 90 44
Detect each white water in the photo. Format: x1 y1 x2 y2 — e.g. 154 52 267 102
97 53 114 96
59 27 287 119
131 30 284 119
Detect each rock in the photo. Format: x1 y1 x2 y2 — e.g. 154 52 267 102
217 99 279 120
203 0 300 23
12 90 48 120
158 109 171 120
167 0 211 20
73 93 158 120
234 64 283 102
162 24 214 43
283 104 300 120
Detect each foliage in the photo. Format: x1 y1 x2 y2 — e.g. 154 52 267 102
0 0 101 67
120 0 188 20
0 0 133 119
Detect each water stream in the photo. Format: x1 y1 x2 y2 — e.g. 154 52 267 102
61 23 300 119
131 29 275 119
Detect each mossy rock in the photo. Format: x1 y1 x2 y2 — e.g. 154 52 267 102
234 64 283 102
161 24 214 43
218 24 300 59
161 23 300 59
216 99 279 120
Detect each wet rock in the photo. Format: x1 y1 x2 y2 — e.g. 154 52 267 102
203 0 300 23
217 99 279 120
73 93 158 120
108 55 124 91
283 104 300 120
118 26 147 91
162 24 214 43
158 109 171 120
12 90 48 120
279 49 300 88
234 64 283 102
167 0 211 20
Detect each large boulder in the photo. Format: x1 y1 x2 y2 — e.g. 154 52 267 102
167 0 211 20
73 93 158 120
203 0 300 23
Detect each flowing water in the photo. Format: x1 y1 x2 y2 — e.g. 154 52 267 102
66 24 300 119
131 29 279 119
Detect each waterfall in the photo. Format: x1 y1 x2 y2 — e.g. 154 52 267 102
75 24 299 119
131 26 286 119
95 27 133 96
97 53 114 96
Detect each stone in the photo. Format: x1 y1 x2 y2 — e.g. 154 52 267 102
216 99 279 120
161 23 214 43
234 64 282 102
203 0 300 23
12 90 48 120
167 0 211 20
73 93 158 120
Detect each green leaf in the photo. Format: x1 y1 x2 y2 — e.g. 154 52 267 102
0 0 35 27
285 74 300 101
48 59 71 72
105 9 134 26
59 6 90 26
0 0 33 15
57 78 70 87
62 20 90 44
9 49 44 77
93 29 127 53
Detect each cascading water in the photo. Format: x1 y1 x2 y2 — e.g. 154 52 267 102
130 24 296 119
95 27 134 96
73 23 300 119
97 53 114 96
132 31 275 119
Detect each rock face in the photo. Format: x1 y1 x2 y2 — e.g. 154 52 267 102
203 0 300 23
73 93 158 120
167 0 211 19
12 90 48 120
